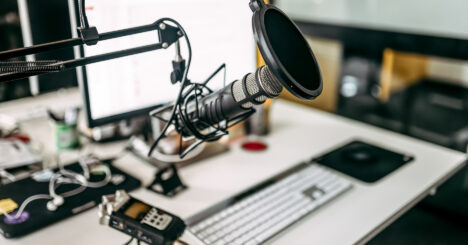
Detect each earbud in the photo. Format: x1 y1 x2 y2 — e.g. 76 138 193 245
47 196 64 211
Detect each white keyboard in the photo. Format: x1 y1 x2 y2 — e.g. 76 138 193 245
186 163 352 245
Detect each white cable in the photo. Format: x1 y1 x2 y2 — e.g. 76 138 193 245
0 194 51 220
79 158 91 179
61 185 87 198
86 166 112 188
49 171 89 201
1 157 113 218
56 161 111 188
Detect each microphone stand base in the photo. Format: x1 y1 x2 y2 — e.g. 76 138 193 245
147 164 187 197
127 137 229 197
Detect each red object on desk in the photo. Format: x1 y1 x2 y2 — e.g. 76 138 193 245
6 133 30 143
241 141 268 152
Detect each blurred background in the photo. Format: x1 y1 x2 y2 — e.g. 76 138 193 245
275 0 468 244
275 0 468 153
0 0 77 102
0 0 467 244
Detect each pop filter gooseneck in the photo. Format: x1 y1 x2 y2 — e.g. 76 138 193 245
250 0 323 100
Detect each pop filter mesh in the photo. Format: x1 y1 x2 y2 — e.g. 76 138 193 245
264 9 321 92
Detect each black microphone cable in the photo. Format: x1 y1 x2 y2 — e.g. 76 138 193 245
78 0 90 29
147 18 232 158
148 18 193 156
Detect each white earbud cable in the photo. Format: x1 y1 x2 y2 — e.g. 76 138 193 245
1 156 114 220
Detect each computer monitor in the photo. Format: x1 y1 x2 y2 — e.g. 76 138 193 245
68 0 257 127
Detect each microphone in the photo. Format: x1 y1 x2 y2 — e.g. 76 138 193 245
150 0 324 157
180 65 282 135
176 1 324 138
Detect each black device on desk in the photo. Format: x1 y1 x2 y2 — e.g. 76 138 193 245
99 190 186 245
314 140 414 183
0 159 141 238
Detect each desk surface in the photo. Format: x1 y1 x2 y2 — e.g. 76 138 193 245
1 95 466 245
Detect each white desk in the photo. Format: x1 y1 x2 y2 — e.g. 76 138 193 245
0 92 466 245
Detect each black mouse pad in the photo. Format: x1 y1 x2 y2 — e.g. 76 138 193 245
0 159 141 239
313 140 414 183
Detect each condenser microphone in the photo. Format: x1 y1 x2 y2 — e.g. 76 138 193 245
177 0 323 137
179 65 283 135
148 0 324 157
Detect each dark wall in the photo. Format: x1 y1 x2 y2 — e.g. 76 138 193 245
0 0 78 102
27 0 78 92
0 0 30 102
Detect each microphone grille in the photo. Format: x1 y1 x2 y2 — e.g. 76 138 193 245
245 73 267 104
231 66 284 109
259 66 283 97
232 78 254 108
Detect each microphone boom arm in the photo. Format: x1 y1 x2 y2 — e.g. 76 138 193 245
0 19 183 83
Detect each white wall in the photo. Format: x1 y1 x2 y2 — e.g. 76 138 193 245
276 0 468 40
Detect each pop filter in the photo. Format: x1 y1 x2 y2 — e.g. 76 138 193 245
250 0 323 100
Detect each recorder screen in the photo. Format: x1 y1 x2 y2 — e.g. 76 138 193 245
124 201 150 220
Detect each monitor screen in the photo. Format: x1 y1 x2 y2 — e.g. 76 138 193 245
70 0 256 127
